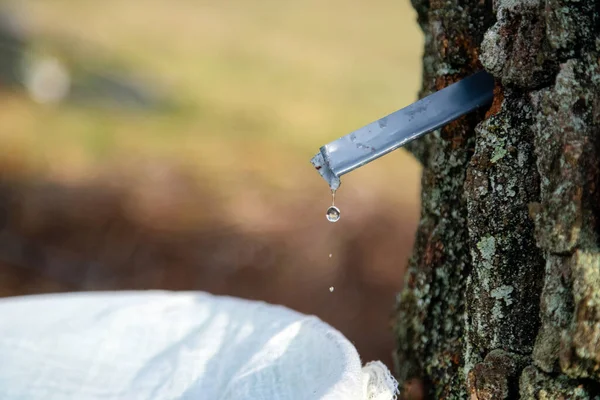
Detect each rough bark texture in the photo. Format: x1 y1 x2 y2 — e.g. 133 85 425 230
394 0 600 398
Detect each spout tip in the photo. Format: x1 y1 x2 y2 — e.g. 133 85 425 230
311 150 341 190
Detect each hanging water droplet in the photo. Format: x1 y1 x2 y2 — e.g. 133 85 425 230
329 253 332 258
325 189 340 222
329 286 335 292
326 206 341 222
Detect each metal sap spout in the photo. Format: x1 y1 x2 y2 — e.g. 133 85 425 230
310 70 495 190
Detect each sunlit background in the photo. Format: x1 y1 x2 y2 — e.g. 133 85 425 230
0 0 422 368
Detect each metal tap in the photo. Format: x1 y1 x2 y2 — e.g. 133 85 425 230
310 70 495 190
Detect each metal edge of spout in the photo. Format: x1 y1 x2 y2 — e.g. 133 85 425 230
310 149 341 191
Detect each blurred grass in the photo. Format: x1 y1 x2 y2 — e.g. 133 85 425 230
2 0 422 199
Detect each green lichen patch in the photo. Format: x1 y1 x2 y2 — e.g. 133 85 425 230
531 57 600 254
491 285 514 306
480 0 557 88
490 141 508 163
545 0 599 58
465 92 544 355
520 366 599 399
533 255 575 373
560 251 600 379
477 236 497 261
481 0 598 88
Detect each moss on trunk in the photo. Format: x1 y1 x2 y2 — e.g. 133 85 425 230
394 0 600 398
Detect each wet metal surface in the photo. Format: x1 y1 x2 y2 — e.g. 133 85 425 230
311 70 495 190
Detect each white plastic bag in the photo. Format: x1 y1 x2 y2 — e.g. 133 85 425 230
0 291 398 399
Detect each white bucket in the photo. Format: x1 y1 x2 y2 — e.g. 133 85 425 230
0 291 398 399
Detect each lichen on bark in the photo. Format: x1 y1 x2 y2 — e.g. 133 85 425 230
464 91 544 362
520 365 600 399
395 0 600 398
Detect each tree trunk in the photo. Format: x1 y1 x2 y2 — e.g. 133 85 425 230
394 0 600 398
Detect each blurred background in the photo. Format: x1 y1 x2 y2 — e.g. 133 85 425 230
0 0 422 368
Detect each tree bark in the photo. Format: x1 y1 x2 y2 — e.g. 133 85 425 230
394 0 600 398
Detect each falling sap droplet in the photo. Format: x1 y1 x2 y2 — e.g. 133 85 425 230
329 286 335 292
326 206 340 222
326 189 340 222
